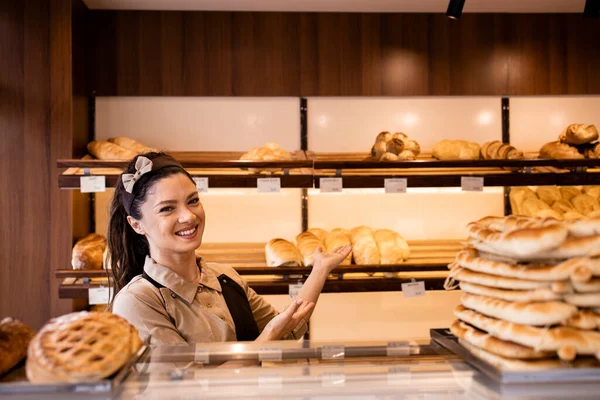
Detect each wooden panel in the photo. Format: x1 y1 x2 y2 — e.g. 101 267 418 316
115 11 140 95
565 14 600 94
90 11 117 94
139 12 163 95
160 12 184 95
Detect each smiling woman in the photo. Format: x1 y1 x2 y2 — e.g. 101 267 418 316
107 152 351 347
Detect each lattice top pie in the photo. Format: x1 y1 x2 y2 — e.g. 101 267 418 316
26 311 142 383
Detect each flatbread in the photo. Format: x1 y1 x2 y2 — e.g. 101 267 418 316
572 279 600 293
461 293 578 326
450 320 553 359
562 310 600 330
459 281 562 302
564 293 600 308
448 268 554 290
455 305 600 359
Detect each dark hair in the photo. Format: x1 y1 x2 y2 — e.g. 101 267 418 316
107 152 194 298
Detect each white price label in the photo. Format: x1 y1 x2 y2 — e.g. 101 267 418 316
193 177 209 193
194 346 210 364
384 178 407 194
88 287 112 305
289 284 303 299
321 344 345 360
80 176 106 193
259 347 283 362
259 374 283 389
257 178 281 193
461 177 484 192
320 177 343 193
321 372 345 387
401 281 426 298
387 341 410 357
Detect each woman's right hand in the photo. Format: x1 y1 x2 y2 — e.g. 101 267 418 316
257 299 315 342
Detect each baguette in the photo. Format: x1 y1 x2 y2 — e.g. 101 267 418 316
349 226 380 265
461 293 577 326
296 231 323 267
87 140 138 160
72 233 107 270
455 305 600 359
107 137 158 154
450 320 552 360
265 238 303 267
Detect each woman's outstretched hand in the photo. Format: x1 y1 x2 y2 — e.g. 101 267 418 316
312 245 352 274
258 298 315 341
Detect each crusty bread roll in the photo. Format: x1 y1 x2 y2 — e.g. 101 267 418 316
454 305 600 359
461 293 578 326
403 140 421 157
459 281 562 302
307 228 328 242
376 131 392 142
371 141 387 159
107 137 158 154
380 152 398 161
454 249 600 283
26 312 142 383
432 140 480 161
72 233 107 270
324 229 352 265
374 229 410 264
536 186 562 205
296 231 323 267
265 239 303 267
87 140 138 161
397 150 416 160
571 194 600 215
349 226 380 265
450 320 552 360
539 141 584 159
392 132 408 141
559 124 599 145
386 138 404 155
0 318 35 376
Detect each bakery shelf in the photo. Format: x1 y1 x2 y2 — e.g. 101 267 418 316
56 240 457 299
57 151 314 189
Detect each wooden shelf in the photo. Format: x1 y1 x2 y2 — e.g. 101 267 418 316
56 240 457 299
58 151 600 189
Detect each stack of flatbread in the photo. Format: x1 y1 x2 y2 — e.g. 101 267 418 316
445 215 600 370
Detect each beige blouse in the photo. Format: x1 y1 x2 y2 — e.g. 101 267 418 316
113 256 307 345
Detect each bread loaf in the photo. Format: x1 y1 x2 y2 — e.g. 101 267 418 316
571 194 600 216
509 187 537 215
349 226 380 265
296 231 323 267
559 124 599 145
0 318 35 376
107 137 158 154
521 198 551 217
481 141 524 161
536 187 562 206
72 233 107 270
87 141 138 161
324 229 352 265
455 305 600 358
265 239 303 267
432 140 481 161
560 187 582 201
450 320 552 360
552 199 575 214
583 186 600 199
540 141 584 159
307 228 328 242
374 229 410 264
461 293 577 326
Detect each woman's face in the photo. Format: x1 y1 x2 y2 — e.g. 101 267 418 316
128 173 206 256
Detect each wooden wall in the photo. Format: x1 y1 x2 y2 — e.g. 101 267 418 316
0 0 73 329
89 12 600 97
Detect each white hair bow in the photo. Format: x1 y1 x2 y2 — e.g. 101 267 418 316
122 156 153 193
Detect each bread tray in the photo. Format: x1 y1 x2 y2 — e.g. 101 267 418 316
0 336 151 395
430 328 600 384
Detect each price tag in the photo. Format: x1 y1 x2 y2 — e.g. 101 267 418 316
194 346 210 364
321 372 345 387
387 366 411 386
320 177 343 193
289 284 303 299
321 344 345 360
387 341 410 357
461 177 484 192
259 374 283 389
401 281 426 298
88 286 112 305
384 178 407 194
80 176 106 193
259 347 283 362
257 178 281 193
193 177 209 193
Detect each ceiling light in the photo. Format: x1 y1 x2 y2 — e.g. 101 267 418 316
446 0 466 20
584 0 600 18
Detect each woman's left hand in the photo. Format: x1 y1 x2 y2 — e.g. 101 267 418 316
312 245 352 274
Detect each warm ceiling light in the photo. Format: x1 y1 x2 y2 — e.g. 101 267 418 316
584 0 600 18
446 0 466 20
